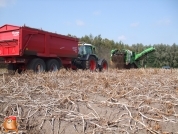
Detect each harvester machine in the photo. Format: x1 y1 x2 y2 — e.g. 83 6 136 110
110 47 156 69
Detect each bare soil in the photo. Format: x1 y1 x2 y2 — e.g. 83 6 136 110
0 69 178 134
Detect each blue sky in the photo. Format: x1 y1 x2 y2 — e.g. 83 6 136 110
0 0 178 45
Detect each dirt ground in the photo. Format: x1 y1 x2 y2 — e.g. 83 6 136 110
0 69 178 134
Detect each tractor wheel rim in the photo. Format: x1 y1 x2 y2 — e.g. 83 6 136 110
90 60 96 71
103 62 108 70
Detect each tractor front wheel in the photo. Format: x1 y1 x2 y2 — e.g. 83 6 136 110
99 59 108 72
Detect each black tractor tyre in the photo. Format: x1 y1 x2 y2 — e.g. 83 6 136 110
27 58 46 73
99 59 108 72
46 59 61 72
87 56 97 71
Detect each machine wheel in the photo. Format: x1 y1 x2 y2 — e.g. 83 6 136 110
7 64 25 74
130 63 137 69
99 59 108 72
27 58 46 73
87 56 97 71
46 59 61 71
7 63 16 74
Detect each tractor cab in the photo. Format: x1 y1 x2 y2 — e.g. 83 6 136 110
78 43 96 56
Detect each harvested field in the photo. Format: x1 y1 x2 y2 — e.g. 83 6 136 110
0 69 178 134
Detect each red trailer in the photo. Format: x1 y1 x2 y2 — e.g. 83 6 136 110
0 24 108 73
0 24 79 72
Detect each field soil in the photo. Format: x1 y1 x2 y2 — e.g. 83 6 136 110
0 69 178 134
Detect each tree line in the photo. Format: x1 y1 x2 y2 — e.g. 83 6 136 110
80 34 178 68
0 34 177 69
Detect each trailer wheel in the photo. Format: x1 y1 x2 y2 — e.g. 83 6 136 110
46 59 60 72
99 59 108 72
88 56 97 71
27 58 46 73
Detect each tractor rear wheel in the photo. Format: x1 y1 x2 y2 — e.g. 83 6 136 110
46 59 61 72
88 56 97 71
27 58 46 73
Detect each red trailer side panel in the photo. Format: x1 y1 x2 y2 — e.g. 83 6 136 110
0 24 20 56
21 26 79 58
21 27 45 55
48 34 78 57
0 24 79 58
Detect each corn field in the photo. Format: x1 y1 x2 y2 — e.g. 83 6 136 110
0 69 178 134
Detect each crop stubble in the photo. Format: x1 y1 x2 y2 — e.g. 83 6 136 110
0 69 178 134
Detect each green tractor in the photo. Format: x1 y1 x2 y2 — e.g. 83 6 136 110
110 47 156 69
72 43 108 71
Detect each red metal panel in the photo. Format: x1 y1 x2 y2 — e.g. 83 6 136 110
21 26 79 58
0 24 19 32
0 25 20 56
0 24 79 59
48 34 78 58
21 27 45 54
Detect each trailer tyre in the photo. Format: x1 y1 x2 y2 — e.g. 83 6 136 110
46 59 60 72
99 59 108 72
27 58 46 73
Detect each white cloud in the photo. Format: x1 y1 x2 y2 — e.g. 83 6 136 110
76 20 85 26
0 0 7 7
118 35 126 41
156 19 171 26
130 22 139 27
63 21 72 26
0 0 15 7
93 11 101 16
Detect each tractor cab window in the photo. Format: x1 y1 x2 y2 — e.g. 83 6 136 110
78 45 94 55
85 45 92 54
78 45 85 55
